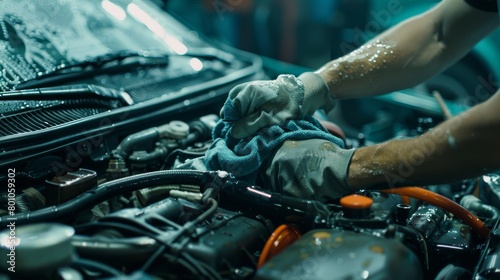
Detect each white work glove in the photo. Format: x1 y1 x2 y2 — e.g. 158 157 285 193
221 72 335 139
260 139 355 202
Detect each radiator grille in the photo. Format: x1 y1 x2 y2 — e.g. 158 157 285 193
0 107 106 137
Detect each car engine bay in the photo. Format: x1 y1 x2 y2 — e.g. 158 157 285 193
1 1 500 279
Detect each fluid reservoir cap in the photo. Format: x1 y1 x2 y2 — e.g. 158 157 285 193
340 194 373 209
159 120 189 139
0 223 75 274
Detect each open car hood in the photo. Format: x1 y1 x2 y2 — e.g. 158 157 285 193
0 0 208 91
0 0 264 168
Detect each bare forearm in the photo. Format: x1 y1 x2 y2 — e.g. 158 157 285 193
348 91 500 189
316 21 444 99
316 0 498 100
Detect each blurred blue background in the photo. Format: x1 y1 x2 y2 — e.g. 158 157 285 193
162 0 499 99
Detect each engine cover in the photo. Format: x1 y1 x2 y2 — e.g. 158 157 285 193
255 229 422 280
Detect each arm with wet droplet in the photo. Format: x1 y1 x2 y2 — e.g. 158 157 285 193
347 89 500 190
316 0 499 100
219 0 498 139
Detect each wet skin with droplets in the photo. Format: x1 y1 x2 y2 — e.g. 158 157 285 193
318 40 399 98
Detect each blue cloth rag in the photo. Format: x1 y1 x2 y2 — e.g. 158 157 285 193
204 99 345 183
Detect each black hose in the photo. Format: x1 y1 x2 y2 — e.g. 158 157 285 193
461 195 500 220
112 127 160 159
72 258 123 278
128 147 167 164
395 225 430 270
220 179 331 229
0 170 224 226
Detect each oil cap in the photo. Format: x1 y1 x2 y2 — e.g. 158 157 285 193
340 194 373 219
0 223 75 278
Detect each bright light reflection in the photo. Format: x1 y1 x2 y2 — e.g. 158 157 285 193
1 236 19 248
101 0 126 21
127 3 188 54
246 187 272 198
189 58 203 71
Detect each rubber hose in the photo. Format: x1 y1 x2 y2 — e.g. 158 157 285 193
380 187 490 241
460 194 500 220
112 127 160 159
129 147 166 164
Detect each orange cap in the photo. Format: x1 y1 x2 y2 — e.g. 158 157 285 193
340 194 373 209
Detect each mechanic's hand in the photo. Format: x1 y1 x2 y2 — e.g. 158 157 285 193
221 72 335 139
261 139 355 202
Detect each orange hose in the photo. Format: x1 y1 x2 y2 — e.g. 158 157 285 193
257 224 301 268
400 195 411 205
381 187 490 241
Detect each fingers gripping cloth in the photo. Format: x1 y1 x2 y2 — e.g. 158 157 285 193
222 73 335 139
222 75 305 139
205 89 353 200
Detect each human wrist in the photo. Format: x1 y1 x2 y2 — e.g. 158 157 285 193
335 147 357 192
298 72 335 115
347 146 394 190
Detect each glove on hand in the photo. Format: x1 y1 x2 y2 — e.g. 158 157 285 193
260 139 355 202
222 72 335 139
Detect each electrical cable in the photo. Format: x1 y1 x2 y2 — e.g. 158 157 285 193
140 198 219 272
181 251 222 280
75 199 218 246
77 220 213 278
198 261 223 280
76 198 220 278
395 225 430 270
141 244 167 272
163 251 201 278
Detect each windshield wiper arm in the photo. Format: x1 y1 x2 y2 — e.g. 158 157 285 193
0 84 134 106
16 51 170 90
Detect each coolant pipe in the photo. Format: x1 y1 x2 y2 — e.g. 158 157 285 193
0 170 228 227
112 127 161 159
178 114 219 148
128 147 167 165
112 120 189 159
381 187 491 241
